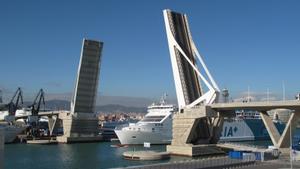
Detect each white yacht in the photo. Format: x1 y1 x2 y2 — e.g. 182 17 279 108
0 89 28 143
0 108 46 120
0 109 29 143
0 122 26 143
115 96 176 145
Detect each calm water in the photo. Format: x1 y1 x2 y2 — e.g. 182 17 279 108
4 142 192 169
4 139 287 169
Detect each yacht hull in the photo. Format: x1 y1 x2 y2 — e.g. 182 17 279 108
4 126 26 143
115 130 171 145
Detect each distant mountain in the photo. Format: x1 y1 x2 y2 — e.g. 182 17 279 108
96 104 147 113
45 93 176 107
28 99 147 113
14 92 177 113
97 95 153 107
1 91 176 108
22 100 70 110
45 100 70 110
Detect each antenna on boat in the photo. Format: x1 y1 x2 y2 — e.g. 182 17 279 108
160 93 168 104
247 86 250 102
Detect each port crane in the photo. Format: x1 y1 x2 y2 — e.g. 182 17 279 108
27 89 45 122
7 87 23 115
3 87 23 123
27 89 45 137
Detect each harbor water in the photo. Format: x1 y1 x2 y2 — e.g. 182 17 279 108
5 129 300 169
4 142 194 169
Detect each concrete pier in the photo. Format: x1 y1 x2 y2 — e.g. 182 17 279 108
115 156 256 169
167 144 224 156
167 101 300 156
56 112 102 143
167 106 224 156
123 151 170 160
27 139 58 145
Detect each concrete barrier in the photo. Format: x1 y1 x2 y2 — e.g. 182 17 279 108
113 156 256 169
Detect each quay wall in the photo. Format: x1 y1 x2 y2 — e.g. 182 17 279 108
114 156 257 169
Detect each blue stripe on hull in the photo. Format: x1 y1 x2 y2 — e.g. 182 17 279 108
220 119 286 142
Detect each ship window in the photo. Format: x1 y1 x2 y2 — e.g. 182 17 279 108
132 136 136 138
141 116 165 122
152 128 155 131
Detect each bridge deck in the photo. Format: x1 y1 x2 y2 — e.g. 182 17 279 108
217 143 267 152
210 100 300 111
15 110 68 119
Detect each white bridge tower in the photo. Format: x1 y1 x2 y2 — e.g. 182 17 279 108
164 9 224 156
163 9 220 110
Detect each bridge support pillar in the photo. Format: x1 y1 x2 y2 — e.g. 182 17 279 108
260 110 300 150
56 112 101 143
277 111 299 148
48 115 62 136
167 106 224 156
260 111 281 146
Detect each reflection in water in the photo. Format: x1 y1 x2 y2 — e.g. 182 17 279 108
5 142 174 169
6 141 261 169
53 143 103 169
5 130 298 168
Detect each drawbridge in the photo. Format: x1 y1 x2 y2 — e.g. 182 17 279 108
163 9 300 156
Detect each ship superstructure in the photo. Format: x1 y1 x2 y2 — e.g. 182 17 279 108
115 95 176 144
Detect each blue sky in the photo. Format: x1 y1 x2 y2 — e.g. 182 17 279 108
0 0 300 101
